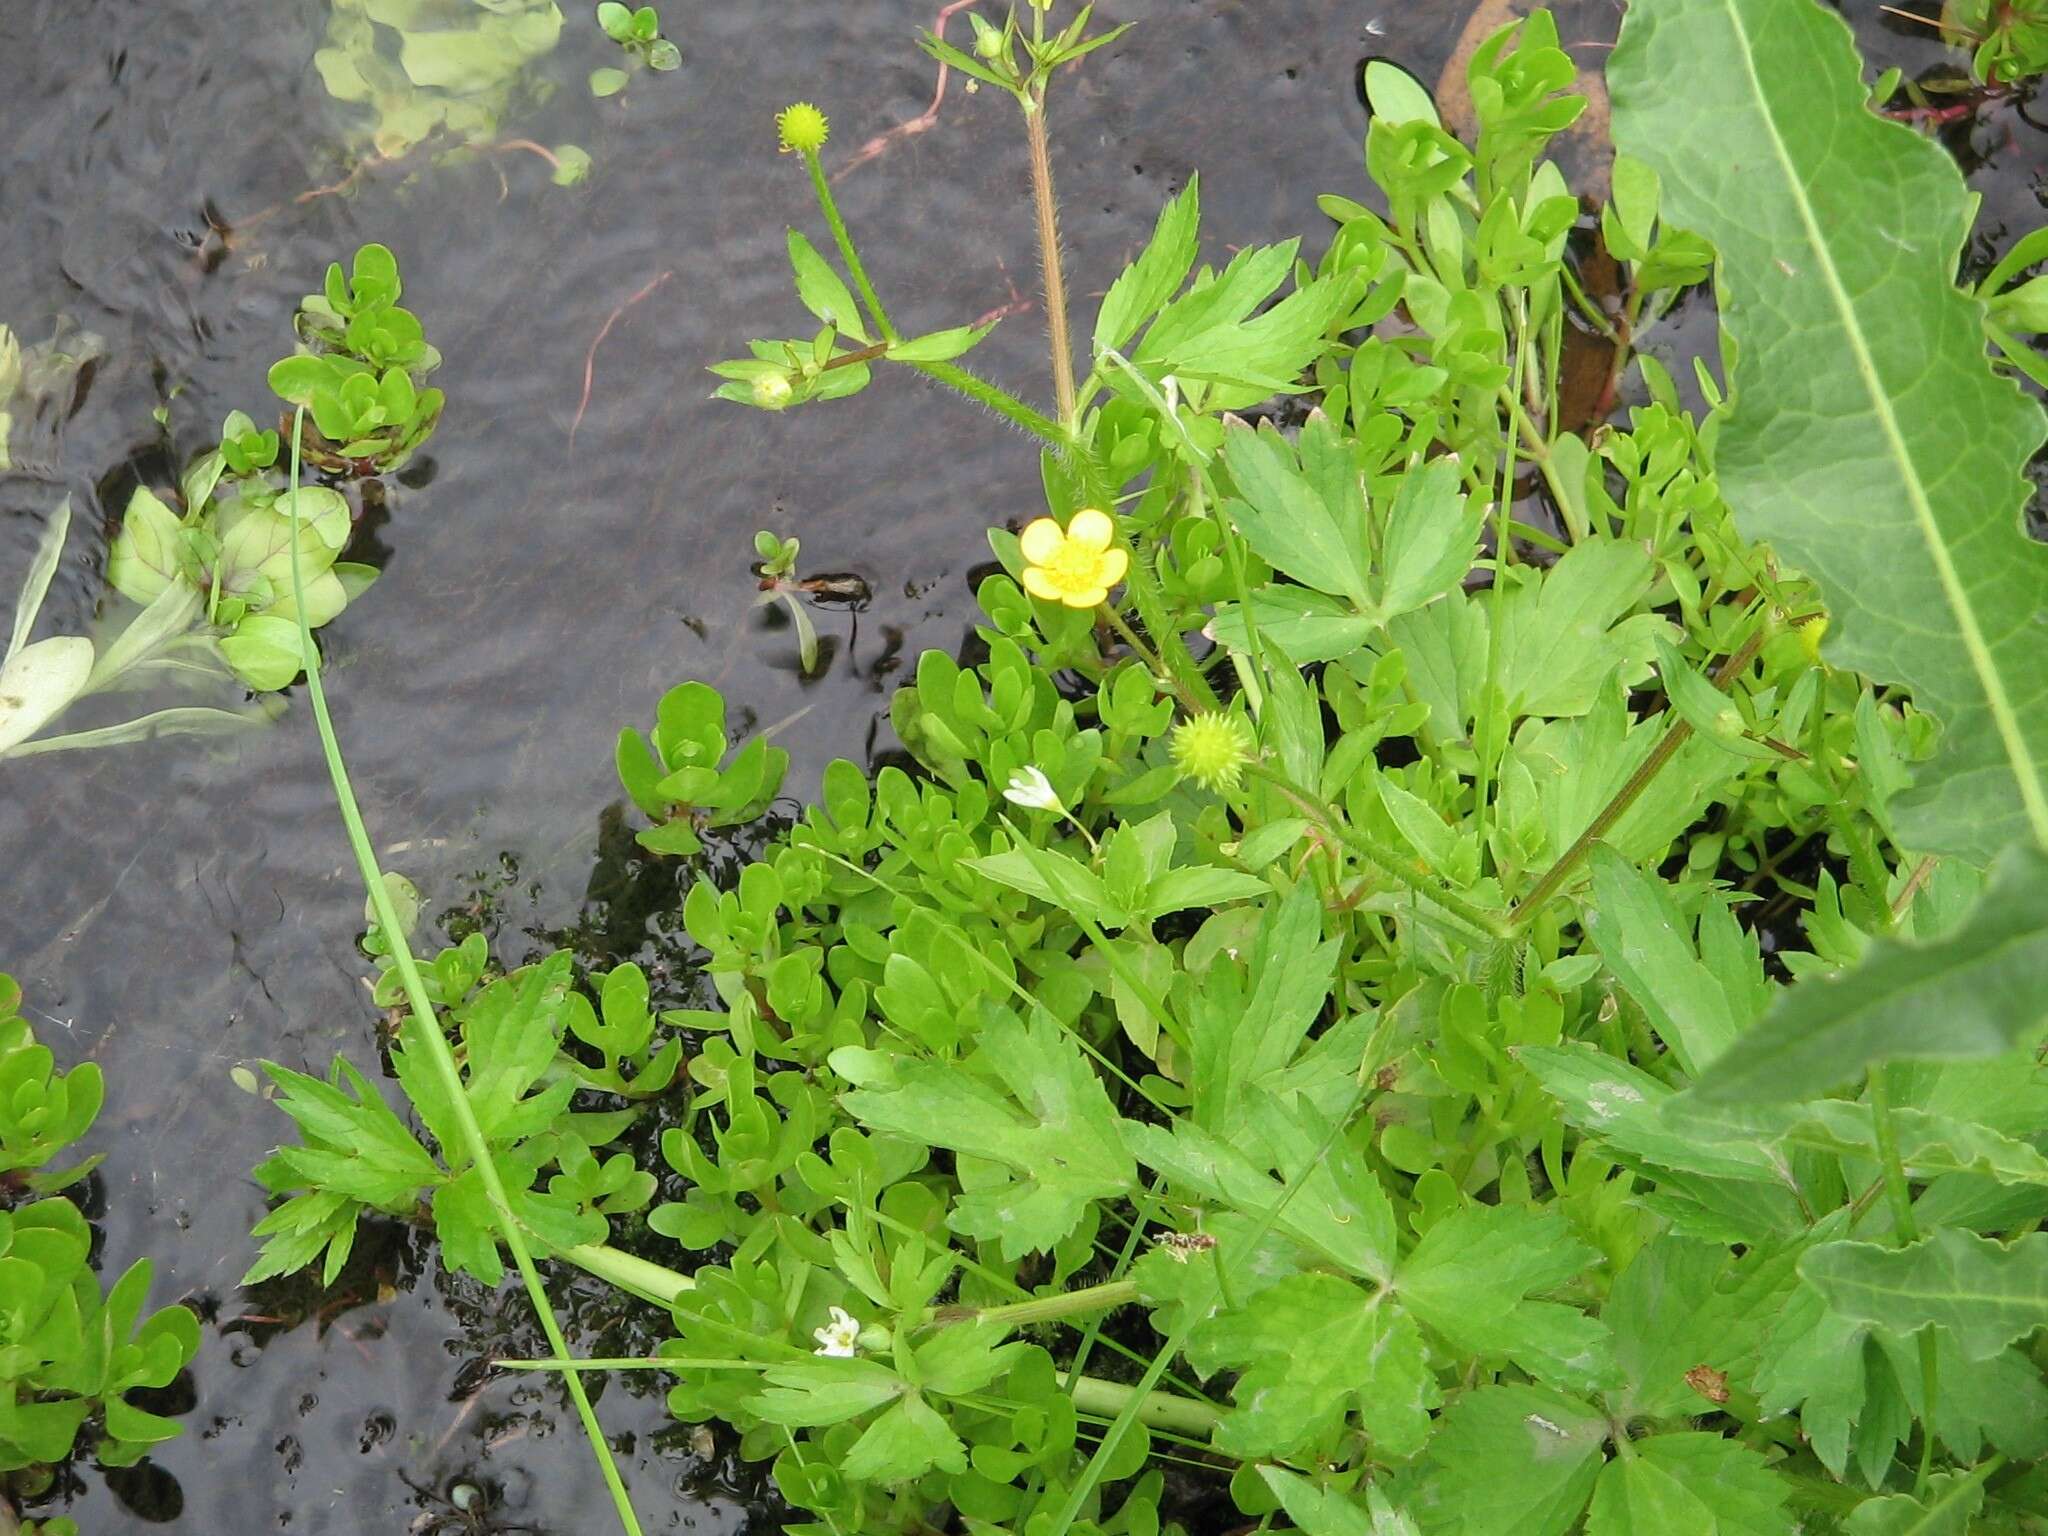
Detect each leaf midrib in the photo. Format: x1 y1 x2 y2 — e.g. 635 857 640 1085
1717 0 2048 847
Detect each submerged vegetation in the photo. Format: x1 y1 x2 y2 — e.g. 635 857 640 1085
0 244 438 759
6 0 2048 1532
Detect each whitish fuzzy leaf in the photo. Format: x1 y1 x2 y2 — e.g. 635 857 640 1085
1516 1042 1796 1186
1611 0 2048 862
1800 1228 2048 1362
6 703 270 759
1691 843 2048 1103
6 496 69 666
1684 1098 2048 1188
0 636 93 756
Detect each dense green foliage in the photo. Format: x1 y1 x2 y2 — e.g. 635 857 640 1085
235 3 2048 1534
1 975 199 1510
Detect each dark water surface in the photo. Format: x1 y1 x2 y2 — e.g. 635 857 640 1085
0 0 2038 1530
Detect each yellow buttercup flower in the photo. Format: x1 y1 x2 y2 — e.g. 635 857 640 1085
1019 508 1128 608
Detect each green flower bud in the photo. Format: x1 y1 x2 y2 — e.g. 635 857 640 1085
1169 711 1254 793
776 102 830 156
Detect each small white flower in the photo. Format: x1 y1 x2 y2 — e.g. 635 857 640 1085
1003 765 1063 814
812 1305 862 1358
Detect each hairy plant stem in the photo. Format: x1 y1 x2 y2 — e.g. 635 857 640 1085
937 1279 1140 1330
1022 91 1076 427
1506 622 1772 930
1100 604 1178 698
794 145 1077 456
1247 764 1510 941
1115 546 1220 712
1868 1068 1941 1497
804 148 896 342
908 358 1068 447
280 414 644 1536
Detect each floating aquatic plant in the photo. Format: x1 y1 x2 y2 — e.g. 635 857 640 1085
1 245 441 761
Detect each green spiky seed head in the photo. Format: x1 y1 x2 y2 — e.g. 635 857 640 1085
776 102 830 155
1169 712 1253 793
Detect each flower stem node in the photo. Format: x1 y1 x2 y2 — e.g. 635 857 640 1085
1019 508 1129 608
777 102 830 156
1169 712 1254 794
812 1305 862 1358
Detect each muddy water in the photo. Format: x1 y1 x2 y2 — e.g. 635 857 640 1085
0 0 2035 1530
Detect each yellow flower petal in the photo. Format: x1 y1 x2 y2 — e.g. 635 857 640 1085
1067 508 1115 552
1019 517 1065 566
1021 565 1064 602
1098 547 1130 586
1063 585 1108 608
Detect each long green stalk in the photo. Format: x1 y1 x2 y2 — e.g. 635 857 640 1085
563 1241 694 1306
804 147 896 343
280 411 645 1536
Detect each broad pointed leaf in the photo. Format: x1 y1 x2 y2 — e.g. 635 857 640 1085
1611 0 2048 862
1690 843 2048 1103
1800 1228 2048 1362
